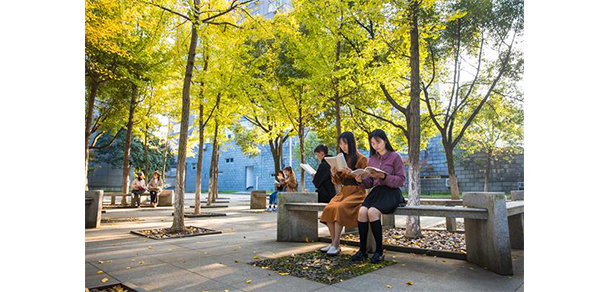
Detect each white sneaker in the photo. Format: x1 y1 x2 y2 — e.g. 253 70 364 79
320 244 332 253
326 245 341 256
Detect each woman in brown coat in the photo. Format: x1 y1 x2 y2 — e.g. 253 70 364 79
319 132 368 256
282 166 298 192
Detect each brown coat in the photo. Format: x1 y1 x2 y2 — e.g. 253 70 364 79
319 152 368 228
283 174 298 192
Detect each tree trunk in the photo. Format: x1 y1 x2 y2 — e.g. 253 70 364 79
207 121 219 206
120 85 137 205
162 119 171 181
213 148 219 201
445 144 460 199
85 80 99 191
299 124 305 192
195 103 204 214
484 154 491 192
334 40 342 154
144 124 149 179
269 140 281 175
171 4 199 232
405 0 422 238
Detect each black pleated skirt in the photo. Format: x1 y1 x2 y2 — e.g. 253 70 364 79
362 185 406 214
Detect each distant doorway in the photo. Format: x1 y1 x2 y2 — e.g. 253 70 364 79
245 166 254 190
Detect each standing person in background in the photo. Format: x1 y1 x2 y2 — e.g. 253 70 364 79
352 129 406 263
282 166 298 192
268 171 285 211
147 171 163 208
319 132 368 256
313 144 336 203
130 172 147 208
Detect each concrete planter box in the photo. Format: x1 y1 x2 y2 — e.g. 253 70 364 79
85 190 103 229
250 190 268 209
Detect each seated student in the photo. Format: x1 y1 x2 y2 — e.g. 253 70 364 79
147 171 164 207
130 172 148 208
312 144 336 203
282 166 298 192
267 171 286 211
319 132 368 256
352 129 406 263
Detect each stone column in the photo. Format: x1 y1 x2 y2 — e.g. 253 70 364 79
463 192 513 275
276 192 318 242
85 190 103 229
508 213 524 249
381 214 395 229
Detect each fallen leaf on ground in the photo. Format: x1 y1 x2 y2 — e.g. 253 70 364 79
279 272 289 276
407 281 413 285
386 284 392 289
101 278 108 283
245 280 252 284
96 270 103 274
253 255 260 259
98 260 104 264
234 260 239 263
126 267 131 269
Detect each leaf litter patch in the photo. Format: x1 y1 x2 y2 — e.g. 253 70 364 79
130 226 221 240
342 228 466 254
249 251 395 285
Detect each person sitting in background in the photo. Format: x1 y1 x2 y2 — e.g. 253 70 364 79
268 171 286 211
282 166 298 192
130 172 147 208
312 144 336 203
147 171 164 208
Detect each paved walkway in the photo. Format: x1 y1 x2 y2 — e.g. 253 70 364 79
86 193 524 292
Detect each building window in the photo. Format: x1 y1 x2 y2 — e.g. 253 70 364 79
191 163 197 170
225 158 234 163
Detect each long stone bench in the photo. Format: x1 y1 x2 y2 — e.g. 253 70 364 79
103 190 174 207
85 190 103 228
277 192 524 275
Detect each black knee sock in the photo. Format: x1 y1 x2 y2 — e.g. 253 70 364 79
357 221 369 252
370 220 383 255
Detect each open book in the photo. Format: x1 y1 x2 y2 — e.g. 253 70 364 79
350 166 388 177
300 164 317 175
324 153 348 171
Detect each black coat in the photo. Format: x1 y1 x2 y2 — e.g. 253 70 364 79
313 158 336 203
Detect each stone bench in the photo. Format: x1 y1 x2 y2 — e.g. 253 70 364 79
250 190 268 209
104 190 173 207
85 190 103 229
277 192 524 275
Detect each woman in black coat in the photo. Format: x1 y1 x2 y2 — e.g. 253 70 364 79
312 144 337 203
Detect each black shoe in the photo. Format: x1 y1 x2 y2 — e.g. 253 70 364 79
351 250 368 262
370 252 385 264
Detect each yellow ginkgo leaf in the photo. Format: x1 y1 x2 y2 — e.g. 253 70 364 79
253 255 259 259
245 280 252 284
101 278 109 283
279 272 289 276
234 260 239 263
98 260 104 264
386 284 392 289
96 270 103 274
406 281 413 285
126 267 131 269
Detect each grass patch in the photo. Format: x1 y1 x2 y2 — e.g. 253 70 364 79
249 251 395 285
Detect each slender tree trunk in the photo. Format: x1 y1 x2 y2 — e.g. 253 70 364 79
121 85 137 205
85 80 99 191
484 155 491 192
299 124 305 192
444 144 460 199
144 124 149 179
207 121 219 206
162 119 171 181
334 40 342 154
213 148 219 201
172 2 199 232
195 103 204 214
405 0 422 238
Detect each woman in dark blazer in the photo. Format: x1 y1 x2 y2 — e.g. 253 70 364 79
312 144 336 203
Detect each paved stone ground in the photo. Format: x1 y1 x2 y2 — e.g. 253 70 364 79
86 193 524 292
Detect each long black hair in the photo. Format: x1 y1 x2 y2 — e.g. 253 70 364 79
368 129 395 157
338 131 358 168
